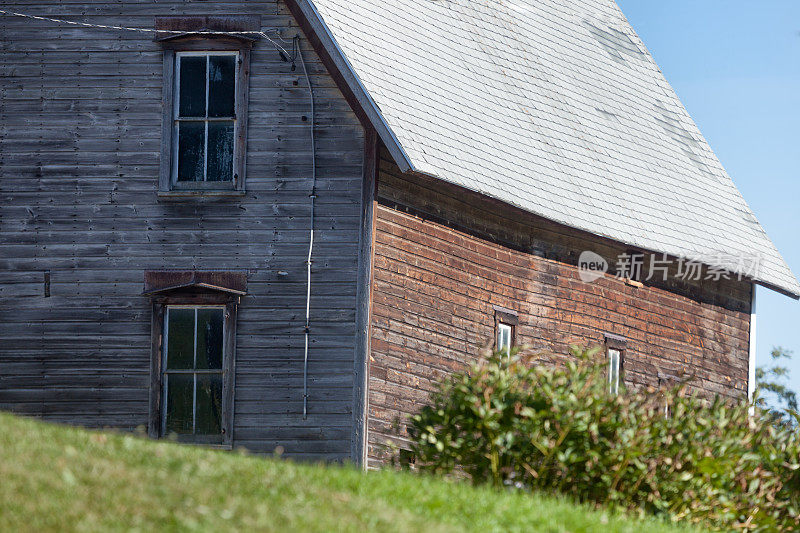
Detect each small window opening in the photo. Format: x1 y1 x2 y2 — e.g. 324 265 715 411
658 373 679 418
608 348 621 394
497 323 513 356
397 448 416 468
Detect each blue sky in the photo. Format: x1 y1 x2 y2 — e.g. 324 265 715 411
615 1 800 393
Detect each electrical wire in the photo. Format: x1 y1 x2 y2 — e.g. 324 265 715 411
270 32 316 420
0 9 292 58
266 32 316 421
297 35 317 421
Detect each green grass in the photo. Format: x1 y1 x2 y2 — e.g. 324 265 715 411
0 413 702 532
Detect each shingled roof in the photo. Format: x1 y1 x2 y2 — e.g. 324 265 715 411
294 0 800 298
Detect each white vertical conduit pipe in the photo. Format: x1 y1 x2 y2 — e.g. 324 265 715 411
747 284 757 407
297 36 316 420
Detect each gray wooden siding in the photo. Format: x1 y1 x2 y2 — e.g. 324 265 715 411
0 1 365 461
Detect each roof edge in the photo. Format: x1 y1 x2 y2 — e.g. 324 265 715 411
754 280 800 301
287 0 414 173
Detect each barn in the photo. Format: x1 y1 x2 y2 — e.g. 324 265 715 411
1 0 798 467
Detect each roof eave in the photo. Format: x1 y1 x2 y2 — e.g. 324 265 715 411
754 280 800 301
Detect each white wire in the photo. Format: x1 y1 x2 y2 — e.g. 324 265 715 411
299 37 316 420
0 9 292 57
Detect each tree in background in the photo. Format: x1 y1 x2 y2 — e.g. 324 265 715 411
756 346 798 424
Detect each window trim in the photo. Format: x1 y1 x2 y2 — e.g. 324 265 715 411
497 322 513 356
607 348 622 394
149 292 238 448
159 38 251 196
493 306 519 356
604 333 627 395
172 51 239 188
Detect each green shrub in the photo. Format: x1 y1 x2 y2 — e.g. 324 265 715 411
407 346 800 531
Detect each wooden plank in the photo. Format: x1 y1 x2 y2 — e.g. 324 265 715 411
235 47 251 191
224 301 238 445
350 126 377 466
147 303 163 438
158 49 174 192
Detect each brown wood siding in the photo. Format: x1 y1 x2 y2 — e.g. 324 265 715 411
0 1 364 461
367 149 752 467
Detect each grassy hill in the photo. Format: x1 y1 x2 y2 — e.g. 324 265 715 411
0 412 700 532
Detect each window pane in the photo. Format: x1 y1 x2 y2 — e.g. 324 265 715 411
177 121 206 182
196 309 224 370
165 374 194 434
497 324 511 355
196 374 223 435
609 350 620 393
166 308 195 370
206 122 234 182
178 56 207 117
208 55 236 118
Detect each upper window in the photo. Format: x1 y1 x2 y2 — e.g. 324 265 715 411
156 28 253 196
174 52 238 184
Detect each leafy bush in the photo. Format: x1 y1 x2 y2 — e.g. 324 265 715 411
407 346 800 531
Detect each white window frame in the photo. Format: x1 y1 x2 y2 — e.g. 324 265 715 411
608 348 621 394
497 322 513 356
172 51 239 186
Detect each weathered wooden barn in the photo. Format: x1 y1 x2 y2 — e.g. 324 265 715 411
1 0 798 467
